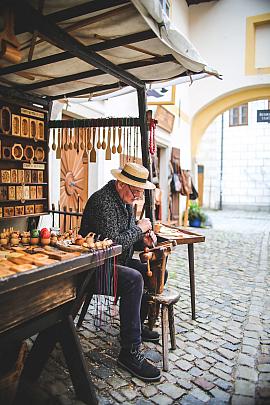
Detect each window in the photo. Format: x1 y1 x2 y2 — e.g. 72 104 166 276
229 104 248 126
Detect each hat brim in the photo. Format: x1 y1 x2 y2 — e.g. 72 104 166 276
111 169 156 190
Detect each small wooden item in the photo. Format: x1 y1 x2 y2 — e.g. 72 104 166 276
30 185 37 199
23 185 30 200
2 146 12 159
17 170 24 183
15 205 24 216
12 114 21 136
0 186 8 201
35 204 44 213
37 120 44 140
25 205 34 214
12 143 23 160
4 207 14 217
30 119 37 139
8 185 16 200
24 145 34 161
37 171 43 183
32 170 38 183
20 116 29 137
16 185 23 200
0 106 12 134
35 147 45 162
1 170 10 183
24 170 31 183
10 169 18 183
36 185 43 199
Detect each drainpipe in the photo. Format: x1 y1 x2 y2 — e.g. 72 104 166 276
219 113 224 210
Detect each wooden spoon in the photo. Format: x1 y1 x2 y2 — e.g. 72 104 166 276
105 127 111 160
69 128 73 150
117 126 122 154
90 127 96 162
80 128 84 150
87 127 92 151
56 128 61 159
64 128 69 151
112 126 117 154
73 127 79 151
82 129 88 164
52 128 56 151
97 126 101 149
101 126 106 150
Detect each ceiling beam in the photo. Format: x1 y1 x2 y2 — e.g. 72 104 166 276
16 55 175 92
0 84 50 108
15 0 130 35
50 82 128 101
0 30 156 77
11 0 145 89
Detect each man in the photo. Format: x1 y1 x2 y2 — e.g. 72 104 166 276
80 162 161 382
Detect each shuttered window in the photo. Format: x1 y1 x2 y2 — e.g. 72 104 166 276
229 104 248 126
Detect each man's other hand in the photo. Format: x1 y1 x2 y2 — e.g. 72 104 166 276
137 218 152 233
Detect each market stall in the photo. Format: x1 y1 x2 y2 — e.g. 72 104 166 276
0 0 215 402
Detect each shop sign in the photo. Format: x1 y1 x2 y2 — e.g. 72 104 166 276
257 110 270 123
154 105 175 133
23 163 45 170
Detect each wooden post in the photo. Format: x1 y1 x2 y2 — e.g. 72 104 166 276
183 194 190 227
137 87 154 224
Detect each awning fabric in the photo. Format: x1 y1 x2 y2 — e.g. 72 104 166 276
0 0 219 99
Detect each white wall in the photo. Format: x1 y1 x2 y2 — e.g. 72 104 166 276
188 0 270 116
197 99 270 210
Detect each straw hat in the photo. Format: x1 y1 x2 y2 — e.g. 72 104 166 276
111 162 156 190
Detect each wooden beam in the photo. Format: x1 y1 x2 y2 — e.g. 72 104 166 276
17 55 175 92
50 82 127 101
11 0 145 89
0 84 50 108
0 30 156 77
15 0 130 34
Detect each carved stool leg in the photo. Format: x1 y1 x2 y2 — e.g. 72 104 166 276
161 304 169 372
168 304 176 350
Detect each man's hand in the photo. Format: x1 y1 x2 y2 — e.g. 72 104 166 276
137 218 152 234
143 230 157 247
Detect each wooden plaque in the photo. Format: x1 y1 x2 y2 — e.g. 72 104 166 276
155 105 175 133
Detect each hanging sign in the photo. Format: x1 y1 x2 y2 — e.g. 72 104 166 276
257 110 270 123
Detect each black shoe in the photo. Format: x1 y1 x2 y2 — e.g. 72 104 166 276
141 327 160 343
117 347 161 382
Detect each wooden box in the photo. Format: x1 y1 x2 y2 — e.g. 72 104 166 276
25 205 34 214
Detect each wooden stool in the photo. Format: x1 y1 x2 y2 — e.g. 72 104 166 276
148 289 180 371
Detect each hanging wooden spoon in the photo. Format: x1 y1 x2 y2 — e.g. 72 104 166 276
74 127 79 151
80 128 84 150
105 126 112 160
60 128 64 150
82 128 88 164
52 128 57 151
101 126 106 150
87 127 92 151
64 128 69 151
117 126 122 154
69 128 73 150
112 125 116 154
90 127 96 162
97 126 101 149
56 128 61 159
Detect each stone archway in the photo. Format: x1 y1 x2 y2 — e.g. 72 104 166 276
191 84 270 159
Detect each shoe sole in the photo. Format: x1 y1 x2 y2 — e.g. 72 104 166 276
142 337 160 343
117 359 161 382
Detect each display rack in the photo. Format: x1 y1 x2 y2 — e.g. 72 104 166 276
0 100 49 220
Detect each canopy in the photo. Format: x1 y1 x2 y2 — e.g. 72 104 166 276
0 0 220 102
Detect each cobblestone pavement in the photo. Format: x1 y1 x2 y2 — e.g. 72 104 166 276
25 210 270 405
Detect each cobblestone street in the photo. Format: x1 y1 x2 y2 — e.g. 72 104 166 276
26 210 270 405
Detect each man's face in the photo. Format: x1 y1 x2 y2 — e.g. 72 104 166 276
117 181 144 204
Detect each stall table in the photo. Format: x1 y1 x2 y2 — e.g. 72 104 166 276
157 226 205 320
0 245 122 405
